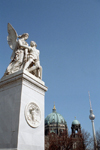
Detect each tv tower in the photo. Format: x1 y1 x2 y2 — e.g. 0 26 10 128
88 91 97 150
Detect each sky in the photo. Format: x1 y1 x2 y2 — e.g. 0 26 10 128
0 0 100 136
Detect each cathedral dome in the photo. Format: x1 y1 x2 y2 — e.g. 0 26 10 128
45 105 67 126
72 119 80 125
45 105 67 135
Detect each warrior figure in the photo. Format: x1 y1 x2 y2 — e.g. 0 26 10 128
4 23 42 79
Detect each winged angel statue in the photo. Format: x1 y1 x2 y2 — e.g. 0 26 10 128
4 23 42 79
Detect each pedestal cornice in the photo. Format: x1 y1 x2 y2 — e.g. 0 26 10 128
0 70 48 92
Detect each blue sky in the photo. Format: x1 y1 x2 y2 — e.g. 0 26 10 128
0 0 100 136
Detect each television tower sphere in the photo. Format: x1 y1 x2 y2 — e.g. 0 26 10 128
89 109 95 120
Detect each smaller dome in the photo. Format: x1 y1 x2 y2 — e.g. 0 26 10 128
72 119 80 125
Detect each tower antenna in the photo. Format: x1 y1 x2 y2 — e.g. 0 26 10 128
88 91 92 109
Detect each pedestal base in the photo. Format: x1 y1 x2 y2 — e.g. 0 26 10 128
0 70 47 150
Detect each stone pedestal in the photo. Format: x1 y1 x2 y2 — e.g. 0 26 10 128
0 70 47 150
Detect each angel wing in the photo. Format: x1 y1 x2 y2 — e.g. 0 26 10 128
7 23 18 50
7 23 18 60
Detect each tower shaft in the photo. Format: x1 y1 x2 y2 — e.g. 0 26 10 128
91 120 97 150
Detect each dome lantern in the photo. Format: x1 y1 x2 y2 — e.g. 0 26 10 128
52 103 56 112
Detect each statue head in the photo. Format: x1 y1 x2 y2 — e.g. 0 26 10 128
30 41 37 47
29 107 35 114
18 33 29 40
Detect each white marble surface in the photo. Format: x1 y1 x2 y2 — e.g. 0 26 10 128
4 23 42 79
0 70 47 150
24 102 41 128
0 77 22 148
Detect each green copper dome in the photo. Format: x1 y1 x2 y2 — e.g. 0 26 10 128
72 119 80 125
45 105 67 126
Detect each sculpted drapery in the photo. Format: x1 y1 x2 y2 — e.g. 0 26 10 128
4 23 42 79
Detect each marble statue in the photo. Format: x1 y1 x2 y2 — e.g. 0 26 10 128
4 23 42 79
